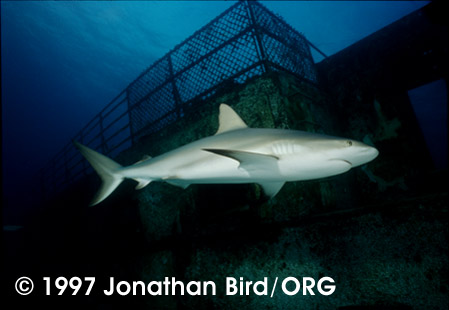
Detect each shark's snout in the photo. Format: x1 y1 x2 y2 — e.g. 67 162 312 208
367 146 379 161
349 143 379 167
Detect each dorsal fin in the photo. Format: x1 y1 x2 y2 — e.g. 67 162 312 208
215 104 248 135
133 154 152 165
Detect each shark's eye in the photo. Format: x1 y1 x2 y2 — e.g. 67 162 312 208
346 140 353 147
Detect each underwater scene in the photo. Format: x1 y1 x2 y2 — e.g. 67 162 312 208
2 1 447 309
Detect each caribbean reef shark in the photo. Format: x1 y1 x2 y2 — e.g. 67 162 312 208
75 104 378 206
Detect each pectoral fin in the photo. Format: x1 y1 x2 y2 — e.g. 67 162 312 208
203 149 279 174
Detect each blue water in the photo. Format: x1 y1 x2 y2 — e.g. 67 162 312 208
1 1 428 224
408 80 448 170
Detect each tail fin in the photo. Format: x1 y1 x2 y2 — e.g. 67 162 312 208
73 141 123 206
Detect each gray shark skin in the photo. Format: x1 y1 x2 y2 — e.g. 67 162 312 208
74 104 379 206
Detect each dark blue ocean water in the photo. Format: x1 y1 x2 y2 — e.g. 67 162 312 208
1 1 430 224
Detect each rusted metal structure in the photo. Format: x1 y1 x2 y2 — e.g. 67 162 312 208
38 0 322 199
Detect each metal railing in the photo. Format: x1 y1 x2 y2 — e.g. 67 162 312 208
37 0 323 200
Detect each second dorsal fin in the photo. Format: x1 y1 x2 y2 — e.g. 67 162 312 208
133 154 152 165
215 104 248 135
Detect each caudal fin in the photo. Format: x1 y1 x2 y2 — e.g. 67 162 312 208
73 141 123 206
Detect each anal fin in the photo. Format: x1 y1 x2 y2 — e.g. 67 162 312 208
133 178 152 190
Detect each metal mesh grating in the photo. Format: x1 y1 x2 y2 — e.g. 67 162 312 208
251 2 317 83
170 2 251 75
37 0 322 201
175 30 260 103
130 83 176 137
261 33 317 82
128 56 171 107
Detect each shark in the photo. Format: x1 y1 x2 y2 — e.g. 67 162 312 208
75 104 379 206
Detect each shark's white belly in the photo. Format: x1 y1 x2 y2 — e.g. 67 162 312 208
122 129 288 184
124 148 280 184
169 155 251 183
